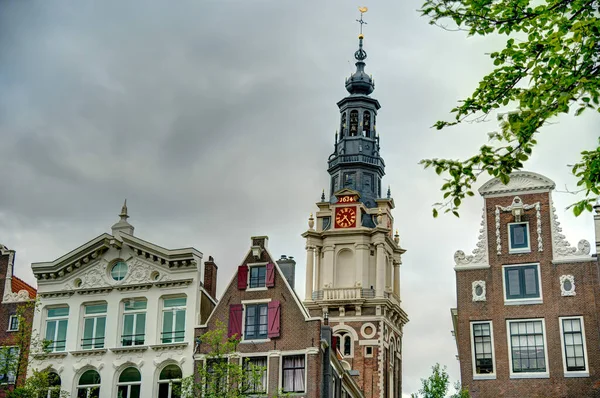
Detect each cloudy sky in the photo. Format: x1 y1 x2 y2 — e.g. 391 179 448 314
1 1 598 396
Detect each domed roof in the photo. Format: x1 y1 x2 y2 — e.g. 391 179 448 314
345 35 374 95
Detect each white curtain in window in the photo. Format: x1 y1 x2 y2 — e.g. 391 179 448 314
283 356 305 392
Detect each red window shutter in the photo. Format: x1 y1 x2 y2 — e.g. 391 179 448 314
266 263 275 287
228 304 243 338
237 265 248 290
267 300 281 338
332 336 338 352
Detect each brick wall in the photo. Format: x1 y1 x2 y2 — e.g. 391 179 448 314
456 191 600 397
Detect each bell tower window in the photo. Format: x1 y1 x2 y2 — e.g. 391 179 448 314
349 111 359 136
340 112 346 137
363 111 371 137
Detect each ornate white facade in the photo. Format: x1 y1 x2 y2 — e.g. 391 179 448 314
29 204 213 398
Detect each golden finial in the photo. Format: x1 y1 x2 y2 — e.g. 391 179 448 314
358 6 368 13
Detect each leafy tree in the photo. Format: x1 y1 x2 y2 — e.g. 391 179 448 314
183 320 289 397
411 363 470 398
419 0 600 217
0 300 67 398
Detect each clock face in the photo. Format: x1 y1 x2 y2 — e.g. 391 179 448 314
335 207 357 228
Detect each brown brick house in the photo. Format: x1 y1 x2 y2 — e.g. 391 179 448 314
195 236 364 397
451 171 600 397
0 244 36 394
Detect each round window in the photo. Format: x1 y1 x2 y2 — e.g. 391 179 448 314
111 261 128 281
563 279 572 292
475 285 483 296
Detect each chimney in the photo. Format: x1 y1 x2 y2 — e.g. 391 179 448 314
203 256 218 300
277 255 296 289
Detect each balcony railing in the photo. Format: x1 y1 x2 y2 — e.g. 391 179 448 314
121 333 145 347
311 288 400 303
328 154 385 169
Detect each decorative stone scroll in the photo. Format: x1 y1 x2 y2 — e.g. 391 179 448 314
560 275 576 296
551 204 591 261
495 196 542 254
454 208 488 266
472 281 486 302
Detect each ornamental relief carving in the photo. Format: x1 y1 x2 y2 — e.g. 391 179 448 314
472 281 486 302
551 205 591 260
3 290 32 303
454 208 488 266
63 258 172 290
560 274 576 296
495 197 542 254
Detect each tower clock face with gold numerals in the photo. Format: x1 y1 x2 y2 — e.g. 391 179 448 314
335 206 357 228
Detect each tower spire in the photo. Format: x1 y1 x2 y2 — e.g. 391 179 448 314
345 7 374 95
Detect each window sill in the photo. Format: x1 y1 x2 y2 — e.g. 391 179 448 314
6 329 18 333
70 348 107 357
508 248 531 254
246 287 268 292
564 371 589 378
504 298 542 306
473 374 496 380
34 351 68 359
149 342 189 351
110 346 149 353
510 372 549 379
240 339 271 344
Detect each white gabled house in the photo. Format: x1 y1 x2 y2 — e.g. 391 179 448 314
29 202 216 398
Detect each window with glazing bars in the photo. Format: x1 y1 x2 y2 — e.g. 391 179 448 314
162 297 186 343
122 299 147 346
509 320 546 373
82 303 107 349
249 266 266 288
244 304 268 340
562 318 586 372
45 307 69 352
472 322 493 374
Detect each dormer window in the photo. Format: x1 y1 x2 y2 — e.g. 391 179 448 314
508 222 530 253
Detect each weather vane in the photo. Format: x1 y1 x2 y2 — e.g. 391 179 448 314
356 7 368 36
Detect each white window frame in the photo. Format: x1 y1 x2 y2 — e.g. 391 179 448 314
157 364 182 398
508 222 531 253
506 318 549 379
241 355 269 395
7 315 18 332
81 303 107 350
470 321 496 380
247 262 268 292
280 354 306 394
161 296 187 344
559 316 589 378
240 298 271 343
121 299 147 347
45 306 69 352
502 263 543 305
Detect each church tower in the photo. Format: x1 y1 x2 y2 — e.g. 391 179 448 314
303 9 408 397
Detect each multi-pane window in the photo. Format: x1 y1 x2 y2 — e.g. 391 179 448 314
249 266 266 288
244 304 268 340
117 367 141 398
243 357 267 394
0 346 19 384
162 297 186 343
122 299 147 346
560 317 587 373
508 320 547 374
76 370 100 398
334 332 352 357
45 307 69 352
157 364 182 398
471 322 494 375
282 355 305 393
504 265 540 300
8 315 18 332
508 222 530 252
82 303 107 349
205 358 227 395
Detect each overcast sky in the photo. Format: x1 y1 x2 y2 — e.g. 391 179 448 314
1 1 598 396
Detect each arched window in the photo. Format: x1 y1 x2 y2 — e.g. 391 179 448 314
117 367 141 398
349 111 358 136
77 370 100 398
363 111 371 137
158 364 182 398
334 331 353 357
46 372 61 398
340 112 346 137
